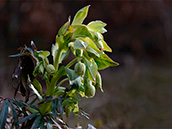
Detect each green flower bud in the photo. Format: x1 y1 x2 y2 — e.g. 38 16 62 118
74 62 86 76
46 64 55 74
85 80 96 98
95 72 103 92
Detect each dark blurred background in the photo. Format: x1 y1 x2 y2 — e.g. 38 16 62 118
0 1 172 129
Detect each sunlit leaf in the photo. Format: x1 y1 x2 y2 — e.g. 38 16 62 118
73 25 92 39
99 27 107 33
74 39 88 50
94 54 119 70
58 21 70 36
87 20 106 32
86 46 100 57
101 40 112 52
72 5 90 25
84 58 97 82
0 99 9 129
38 51 50 59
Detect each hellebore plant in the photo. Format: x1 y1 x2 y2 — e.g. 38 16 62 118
0 5 118 129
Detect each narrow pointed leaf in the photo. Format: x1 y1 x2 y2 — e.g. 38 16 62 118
47 118 53 129
18 112 38 124
72 5 90 25
51 118 62 129
40 120 45 129
0 99 9 128
31 79 43 96
52 99 58 117
99 27 107 33
58 21 70 35
31 115 42 129
94 54 119 70
87 20 106 32
9 53 22 58
10 101 19 129
101 40 112 52
10 99 27 116
29 83 43 100
22 102 40 112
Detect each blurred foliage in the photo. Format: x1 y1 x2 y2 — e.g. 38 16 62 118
0 1 172 129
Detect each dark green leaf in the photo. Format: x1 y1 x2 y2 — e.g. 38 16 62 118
58 99 64 116
22 102 40 112
31 115 42 129
39 120 45 129
18 112 38 124
0 99 9 129
87 20 106 32
94 54 119 70
65 68 81 89
72 5 90 25
52 99 58 117
10 101 19 129
47 118 53 129
10 99 27 116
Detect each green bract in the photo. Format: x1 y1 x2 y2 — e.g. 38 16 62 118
85 80 96 98
74 61 86 76
3 5 119 129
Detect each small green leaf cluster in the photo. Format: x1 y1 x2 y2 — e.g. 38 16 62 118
1 5 118 128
